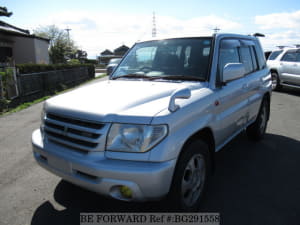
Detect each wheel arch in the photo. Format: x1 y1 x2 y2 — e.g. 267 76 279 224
270 68 278 74
167 127 215 209
179 127 216 174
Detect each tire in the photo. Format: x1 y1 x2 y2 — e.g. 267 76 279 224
271 72 282 91
168 139 210 211
246 98 269 141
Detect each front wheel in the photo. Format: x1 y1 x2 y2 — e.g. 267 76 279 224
271 72 282 91
168 139 210 211
246 98 269 141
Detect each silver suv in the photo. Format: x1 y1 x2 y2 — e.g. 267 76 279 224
32 33 272 210
267 48 300 90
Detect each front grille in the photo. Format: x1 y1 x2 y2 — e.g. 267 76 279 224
47 113 103 129
44 113 107 152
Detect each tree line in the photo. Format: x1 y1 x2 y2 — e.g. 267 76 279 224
33 25 88 64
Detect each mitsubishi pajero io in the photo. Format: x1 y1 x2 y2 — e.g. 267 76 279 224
32 33 272 210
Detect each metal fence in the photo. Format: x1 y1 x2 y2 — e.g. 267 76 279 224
0 75 2 99
16 67 90 103
0 66 94 111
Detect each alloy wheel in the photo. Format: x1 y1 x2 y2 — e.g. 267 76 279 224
181 154 206 207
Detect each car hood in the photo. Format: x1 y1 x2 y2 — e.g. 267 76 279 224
45 80 206 124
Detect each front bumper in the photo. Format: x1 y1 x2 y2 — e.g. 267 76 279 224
32 129 176 201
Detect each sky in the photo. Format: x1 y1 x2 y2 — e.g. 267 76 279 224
2 0 300 58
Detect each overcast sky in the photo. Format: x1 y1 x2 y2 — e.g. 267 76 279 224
3 0 300 58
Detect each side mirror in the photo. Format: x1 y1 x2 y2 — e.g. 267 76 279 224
222 63 245 83
168 88 191 112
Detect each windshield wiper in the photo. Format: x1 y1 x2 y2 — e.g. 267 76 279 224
112 74 153 80
151 75 206 81
112 74 206 81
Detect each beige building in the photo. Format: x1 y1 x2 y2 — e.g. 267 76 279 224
0 20 50 65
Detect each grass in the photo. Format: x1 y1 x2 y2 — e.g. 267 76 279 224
5 96 50 115
0 74 107 116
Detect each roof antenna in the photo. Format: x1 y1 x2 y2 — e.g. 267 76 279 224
213 27 220 34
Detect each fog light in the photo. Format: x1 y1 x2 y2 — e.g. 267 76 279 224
119 186 133 199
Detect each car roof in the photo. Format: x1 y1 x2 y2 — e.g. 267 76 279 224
136 33 258 43
272 47 299 52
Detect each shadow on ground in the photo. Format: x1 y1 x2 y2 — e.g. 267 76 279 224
276 87 300 97
31 133 300 225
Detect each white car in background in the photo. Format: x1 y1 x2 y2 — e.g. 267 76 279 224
106 58 122 75
267 48 300 90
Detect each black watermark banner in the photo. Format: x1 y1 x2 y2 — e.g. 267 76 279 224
80 213 220 225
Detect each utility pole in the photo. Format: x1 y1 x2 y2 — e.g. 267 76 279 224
65 27 72 59
152 11 157 38
65 27 72 44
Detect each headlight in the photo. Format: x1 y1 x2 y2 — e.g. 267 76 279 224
106 124 168 153
40 105 46 134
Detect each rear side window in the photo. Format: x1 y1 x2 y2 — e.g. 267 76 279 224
268 50 283 60
281 51 297 62
240 46 254 74
254 44 267 69
296 52 300 62
250 46 258 71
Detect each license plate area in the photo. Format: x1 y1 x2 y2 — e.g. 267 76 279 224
48 156 71 173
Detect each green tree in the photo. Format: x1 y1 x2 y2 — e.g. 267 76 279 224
74 49 88 62
33 25 77 64
0 7 12 17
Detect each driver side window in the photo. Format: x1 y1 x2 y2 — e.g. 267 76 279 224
218 40 240 78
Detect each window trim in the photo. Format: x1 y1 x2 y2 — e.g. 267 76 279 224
249 46 259 72
217 37 260 83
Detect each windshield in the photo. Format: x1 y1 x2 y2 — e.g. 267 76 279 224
111 38 212 81
268 50 283 60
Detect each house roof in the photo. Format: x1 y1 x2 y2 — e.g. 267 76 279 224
0 20 50 42
0 20 30 35
101 49 113 55
114 45 129 52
